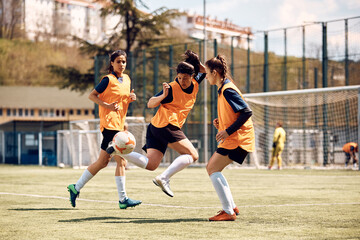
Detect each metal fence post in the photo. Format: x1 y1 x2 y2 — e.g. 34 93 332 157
211 39 218 154
231 36 234 77
246 34 250 93
283 29 287 91
264 32 269 166
142 49 147 118
322 22 329 166
153 48 159 115
345 19 349 86
169 45 173 81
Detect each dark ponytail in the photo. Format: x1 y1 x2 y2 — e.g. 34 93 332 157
182 50 200 76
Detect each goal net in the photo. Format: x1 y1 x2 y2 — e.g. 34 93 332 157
244 86 359 167
57 117 147 168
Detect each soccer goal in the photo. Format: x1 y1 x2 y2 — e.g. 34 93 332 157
244 85 360 167
57 117 147 168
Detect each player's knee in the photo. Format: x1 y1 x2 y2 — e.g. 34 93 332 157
206 163 215 175
116 159 127 168
99 160 109 169
191 151 199 162
145 163 157 171
145 157 159 171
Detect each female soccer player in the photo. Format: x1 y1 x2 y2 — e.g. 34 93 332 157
67 50 141 209
204 55 255 221
115 50 206 197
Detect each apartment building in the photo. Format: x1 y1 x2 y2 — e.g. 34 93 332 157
20 0 119 44
173 13 253 48
16 1 252 47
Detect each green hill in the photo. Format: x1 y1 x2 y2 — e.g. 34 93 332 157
0 39 92 87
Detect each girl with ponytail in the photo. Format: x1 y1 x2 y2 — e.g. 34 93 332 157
205 55 255 221
67 50 141 210
116 50 207 198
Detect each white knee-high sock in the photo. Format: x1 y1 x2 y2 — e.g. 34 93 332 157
210 172 235 215
122 152 148 168
115 176 127 202
75 169 93 192
160 154 193 180
219 173 236 209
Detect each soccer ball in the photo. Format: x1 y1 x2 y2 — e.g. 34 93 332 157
112 131 136 155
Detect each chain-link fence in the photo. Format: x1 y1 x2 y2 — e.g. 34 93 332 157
93 16 360 165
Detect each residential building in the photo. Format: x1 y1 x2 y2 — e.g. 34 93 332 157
20 0 119 44
173 13 253 48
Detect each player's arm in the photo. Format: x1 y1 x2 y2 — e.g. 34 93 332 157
88 77 119 111
147 82 171 108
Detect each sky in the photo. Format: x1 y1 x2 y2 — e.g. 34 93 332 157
139 0 360 32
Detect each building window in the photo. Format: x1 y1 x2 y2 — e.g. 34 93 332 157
13 109 16 116
77 109 81 115
56 110 60 116
0 109 2 116
62 110 65 116
19 109 23 116
25 109 29 116
44 109 48 116
85 110 89 115
69 109 73 115
39 109 42 116
50 109 54 117
7 109 11 116
31 109 34 116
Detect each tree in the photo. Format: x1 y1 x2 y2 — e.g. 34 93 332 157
50 0 182 92
0 0 22 39
98 0 181 53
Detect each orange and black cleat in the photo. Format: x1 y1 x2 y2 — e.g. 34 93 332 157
233 206 240 216
209 210 236 221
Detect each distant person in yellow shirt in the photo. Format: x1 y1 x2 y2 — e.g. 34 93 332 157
268 122 286 170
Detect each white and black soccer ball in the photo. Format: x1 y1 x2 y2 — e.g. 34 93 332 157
112 131 136 155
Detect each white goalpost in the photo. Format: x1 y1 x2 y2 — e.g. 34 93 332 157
57 117 147 168
243 85 360 168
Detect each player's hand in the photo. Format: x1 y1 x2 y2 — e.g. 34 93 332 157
129 89 136 102
162 82 170 97
216 130 229 143
107 101 119 111
213 118 219 129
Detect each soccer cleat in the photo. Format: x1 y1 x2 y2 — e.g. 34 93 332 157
67 184 79 208
119 197 142 209
234 206 240 216
152 176 174 197
209 210 236 221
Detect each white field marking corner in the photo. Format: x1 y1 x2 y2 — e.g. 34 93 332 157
0 192 359 209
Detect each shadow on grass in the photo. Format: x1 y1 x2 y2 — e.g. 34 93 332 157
59 217 208 224
122 218 208 224
9 208 72 211
59 217 150 223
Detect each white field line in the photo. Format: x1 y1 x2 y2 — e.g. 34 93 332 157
1 192 360 209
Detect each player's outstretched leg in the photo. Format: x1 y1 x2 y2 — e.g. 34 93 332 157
67 184 79 207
